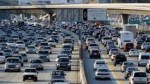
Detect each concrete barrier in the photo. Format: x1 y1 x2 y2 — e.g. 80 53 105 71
61 28 88 84
80 60 88 84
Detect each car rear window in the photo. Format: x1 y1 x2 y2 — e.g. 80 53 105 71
134 72 146 77
25 69 36 72
141 55 150 59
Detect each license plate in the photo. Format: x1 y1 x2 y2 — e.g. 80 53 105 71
28 77 31 79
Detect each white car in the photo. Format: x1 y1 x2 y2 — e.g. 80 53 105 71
0 52 5 63
95 68 111 80
15 41 25 50
48 39 56 47
129 49 139 57
93 60 107 70
129 71 148 84
23 68 38 81
7 40 16 47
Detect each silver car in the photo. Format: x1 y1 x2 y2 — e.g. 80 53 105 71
5 57 21 72
29 59 44 70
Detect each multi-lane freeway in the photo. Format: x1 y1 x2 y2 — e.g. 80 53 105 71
0 27 80 84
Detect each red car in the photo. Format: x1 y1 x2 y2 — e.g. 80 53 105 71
124 43 134 52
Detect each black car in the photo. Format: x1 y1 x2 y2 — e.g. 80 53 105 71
56 57 71 71
113 53 127 66
145 46 150 52
89 49 101 59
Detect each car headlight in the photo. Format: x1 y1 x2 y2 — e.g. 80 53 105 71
16 65 19 67
68 64 71 66
57 64 60 66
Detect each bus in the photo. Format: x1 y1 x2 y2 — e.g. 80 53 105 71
117 31 134 48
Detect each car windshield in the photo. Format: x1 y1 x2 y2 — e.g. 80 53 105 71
90 44 97 46
124 62 134 65
63 45 71 48
128 68 138 71
98 69 109 72
16 42 24 44
134 72 146 77
25 69 36 72
41 43 48 46
61 51 70 54
39 51 49 54
96 61 105 64
4 50 11 52
31 60 42 63
52 71 65 76
28 46 35 49
6 59 19 63
141 55 150 59
59 58 69 62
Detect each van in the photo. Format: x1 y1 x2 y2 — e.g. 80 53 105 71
129 71 148 84
138 53 150 66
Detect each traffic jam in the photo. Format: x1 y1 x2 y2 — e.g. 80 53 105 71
64 22 150 84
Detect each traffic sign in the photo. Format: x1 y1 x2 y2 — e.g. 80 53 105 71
83 8 107 21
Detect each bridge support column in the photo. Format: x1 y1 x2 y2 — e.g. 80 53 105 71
121 14 129 25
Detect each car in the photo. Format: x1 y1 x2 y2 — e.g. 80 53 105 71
56 54 69 62
113 53 127 66
3 49 13 58
23 68 38 81
138 53 150 66
6 40 16 47
26 45 36 54
60 50 72 59
89 48 101 59
85 38 95 49
38 50 50 62
146 60 150 73
62 43 74 51
101 37 112 45
40 42 49 49
48 39 56 47
0 51 5 63
141 42 150 50
129 49 139 57
124 42 134 52
12 54 24 66
124 67 139 79
29 59 44 70
93 60 107 70
129 71 148 84
50 78 68 84
56 57 71 71
51 35 59 43
88 43 99 51
145 46 150 52
20 53 28 62
51 70 66 79
121 61 135 72
106 44 116 54
63 37 74 44
5 57 21 72
95 68 111 80
134 40 144 49
15 41 25 50
108 48 119 57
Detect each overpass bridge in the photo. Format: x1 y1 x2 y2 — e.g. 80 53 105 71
0 4 150 24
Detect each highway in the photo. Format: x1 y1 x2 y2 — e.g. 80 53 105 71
83 38 148 84
0 28 80 84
